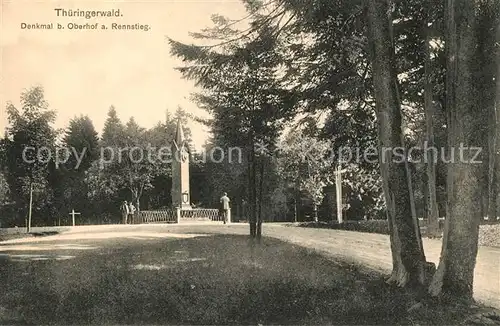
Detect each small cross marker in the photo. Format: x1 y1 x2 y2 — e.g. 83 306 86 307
69 209 81 226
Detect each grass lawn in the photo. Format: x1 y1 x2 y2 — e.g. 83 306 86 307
0 234 497 325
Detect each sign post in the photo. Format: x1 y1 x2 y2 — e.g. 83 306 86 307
27 183 33 233
69 209 81 226
335 166 347 224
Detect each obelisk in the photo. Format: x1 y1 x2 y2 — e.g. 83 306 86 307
171 118 192 209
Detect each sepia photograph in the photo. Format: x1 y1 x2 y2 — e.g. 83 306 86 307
1 0 499 324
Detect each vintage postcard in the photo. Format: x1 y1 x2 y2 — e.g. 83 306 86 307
1 0 499 324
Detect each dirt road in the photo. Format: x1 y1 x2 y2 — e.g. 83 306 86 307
260 224 500 309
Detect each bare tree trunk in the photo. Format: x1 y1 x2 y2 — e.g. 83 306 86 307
256 156 265 240
422 168 429 221
424 6 440 237
312 203 318 222
495 18 500 222
130 189 139 210
293 193 298 222
480 0 500 222
488 5 500 221
366 0 429 288
488 129 498 219
251 149 258 237
429 0 495 300
482 141 490 221
248 146 257 238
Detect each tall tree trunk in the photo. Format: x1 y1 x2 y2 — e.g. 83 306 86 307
293 192 298 222
131 188 139 210
482 133 490 220
481 176 489 220
136 190 141 212
422 168 429 221
488 130 498 220
251 155 258 237
247 145 257 238
366 0 429 287
407 163 423 257
312 203 318 222
487 4 500 221
256 156 265 240
495 17 500 222
424 6 440 237
429 0 495 300
480 0 500 222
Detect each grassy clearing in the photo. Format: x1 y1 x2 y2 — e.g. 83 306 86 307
0 234 497 325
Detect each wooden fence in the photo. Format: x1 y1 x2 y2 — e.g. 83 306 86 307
137 208 227 224
138 210 177 223
181 208 222 221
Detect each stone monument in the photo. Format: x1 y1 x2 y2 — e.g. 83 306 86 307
171 118 192 209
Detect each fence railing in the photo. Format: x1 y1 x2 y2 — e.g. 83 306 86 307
138 210 177 223
181 208 220 220
137 208 230 223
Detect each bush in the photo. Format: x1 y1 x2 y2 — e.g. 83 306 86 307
297 220 390 235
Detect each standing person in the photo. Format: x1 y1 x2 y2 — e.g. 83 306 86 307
220 192 230 224
128 202 136 224
121 201 129 224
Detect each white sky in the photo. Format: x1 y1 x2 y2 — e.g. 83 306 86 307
0 0 247 150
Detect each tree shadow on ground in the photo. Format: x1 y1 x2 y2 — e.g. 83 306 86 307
0 234 496 325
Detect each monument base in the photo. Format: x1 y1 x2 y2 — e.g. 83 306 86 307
172 202 192 210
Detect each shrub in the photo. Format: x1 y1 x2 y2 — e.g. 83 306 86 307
297 220 390 235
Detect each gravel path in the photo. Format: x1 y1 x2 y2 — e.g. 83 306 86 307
479 224 500 247
260 224 500 309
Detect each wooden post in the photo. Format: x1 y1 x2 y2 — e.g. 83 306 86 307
236 203 240 222
335 166 344 224
27 183 33 233
69 209 81 226
176 207 181 223
227 208 231 224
